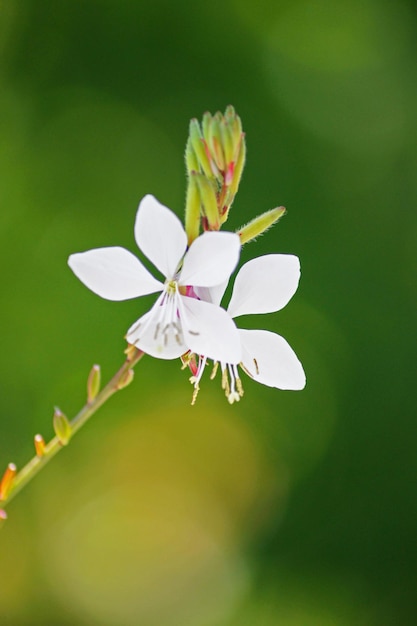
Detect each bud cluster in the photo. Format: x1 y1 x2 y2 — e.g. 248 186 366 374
185 106 246 243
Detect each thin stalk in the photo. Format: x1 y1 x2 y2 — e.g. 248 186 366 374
0 348 145 510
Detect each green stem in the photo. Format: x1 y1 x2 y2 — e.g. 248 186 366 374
1 348 145 510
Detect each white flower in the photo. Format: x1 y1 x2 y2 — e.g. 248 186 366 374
190 254 306 403
68 195 242 363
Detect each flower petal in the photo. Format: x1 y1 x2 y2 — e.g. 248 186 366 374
240 329 305 390
179 232 240 287
179 295 242 363
194 281 228 307
126 299 187 360
134 194 187 278
68 246 163 301
227 254 300 318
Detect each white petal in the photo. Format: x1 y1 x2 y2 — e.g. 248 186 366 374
179 296 242 363
68 247 163 301
194 281 228 306
126 298 187 360
179 232 240 287
227 254 300 318
240 329 305 390
134 195 187 279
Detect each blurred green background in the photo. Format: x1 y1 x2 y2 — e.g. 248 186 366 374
1 0 416 624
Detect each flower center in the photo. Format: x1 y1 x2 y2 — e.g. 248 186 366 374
128 282 184 351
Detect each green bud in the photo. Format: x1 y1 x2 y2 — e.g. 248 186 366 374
207 115 225 172
237 206 286 245
220 121 235 169
202 111 212 142
194 173 220 230
53 407 72 446
185 137 200 175
87 364 101 403
185 172 201 245
189 119 213 179
226 106 243 152
117 368 134 390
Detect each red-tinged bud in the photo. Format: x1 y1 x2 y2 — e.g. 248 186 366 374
0 463 17 501
229 134 246 197
225 161 235 186
185 106 246 229
34 434 46 458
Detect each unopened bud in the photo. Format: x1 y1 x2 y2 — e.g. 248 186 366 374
0 463 17 500
185 137 200 175
34 434 46 457
225 105 243 148
228 134 246 197
194 173 220 230
117 368 134 390
206 114 226 172
87 364 101 403
53 408 72 446
189 119 213 179
185 173 201 245
237 206 286 245
202 112 212 142
0 509 7 527
220 122 235 169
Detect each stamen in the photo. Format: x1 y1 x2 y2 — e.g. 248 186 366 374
191 383 200 406
221 366 230 397
210 361 219 380
221 363 244 404
189 355 208 404
172 321 182 344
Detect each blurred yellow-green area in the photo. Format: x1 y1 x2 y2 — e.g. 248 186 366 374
1 1 416 624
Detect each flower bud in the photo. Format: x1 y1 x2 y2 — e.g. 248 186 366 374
189 119 213 179
117 368 134 390
194 173 220 231
87 364 101 403
206 114 226 172
184 172 201 245
185 107 246 230
34 434 46 457
53 407 72 446
228 134 246 198
0 509 7 527
237 206 286 245
0 463 17 500
185 137 200 175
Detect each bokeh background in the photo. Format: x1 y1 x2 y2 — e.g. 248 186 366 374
1 1 416 624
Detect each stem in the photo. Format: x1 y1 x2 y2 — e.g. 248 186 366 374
0 348 145 510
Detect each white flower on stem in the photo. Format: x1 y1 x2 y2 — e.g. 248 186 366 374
190 254 306 403
68 195 242 363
